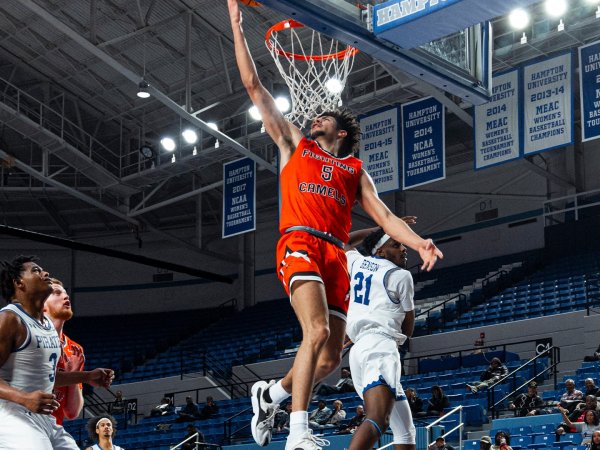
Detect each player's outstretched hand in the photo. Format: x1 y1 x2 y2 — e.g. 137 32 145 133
400 216 417 225
419 238 443 272
22 390 59 415
87 368 115 388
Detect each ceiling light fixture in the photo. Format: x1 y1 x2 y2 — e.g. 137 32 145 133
249 105 262 121
520 32 528 44
275 96 291 113
137 79 150 99
182 129 198 144
160 137 176 152
545 0 567 18
325 78 344 94
509 9 530 30
206 122 219 148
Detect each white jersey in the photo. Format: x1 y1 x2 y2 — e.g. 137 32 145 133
0 303 61 395
346 249 414 344
91 445 124 450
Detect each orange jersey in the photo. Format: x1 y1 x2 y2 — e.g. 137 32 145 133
279 137 363 243
52 333 85 425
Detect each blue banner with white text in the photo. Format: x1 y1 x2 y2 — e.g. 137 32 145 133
359 106 401 194
579 40 600 142
222 157 256 238
523 52 573 155
402 97 445 189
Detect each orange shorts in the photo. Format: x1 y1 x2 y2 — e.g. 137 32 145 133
276 230 350 320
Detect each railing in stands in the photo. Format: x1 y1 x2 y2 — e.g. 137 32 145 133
487 345 560 419
586 273 600 316
169 433 222 450
426 405 464 450
416 293 467 333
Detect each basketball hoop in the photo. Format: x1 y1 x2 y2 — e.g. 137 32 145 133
265 20 358 128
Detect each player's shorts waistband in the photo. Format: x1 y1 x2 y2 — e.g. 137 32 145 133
284 226 345 249
355 329 405 346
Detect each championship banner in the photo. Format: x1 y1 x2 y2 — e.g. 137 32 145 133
359 106 401 194
402 97 445 189
523 52 573 155
222 157 256 238
474 69 520 169
579 40 600 142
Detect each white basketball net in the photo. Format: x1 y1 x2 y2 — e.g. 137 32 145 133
266 21 358 128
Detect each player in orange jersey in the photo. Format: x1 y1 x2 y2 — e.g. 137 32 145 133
44 279 86 425
228 2 443 450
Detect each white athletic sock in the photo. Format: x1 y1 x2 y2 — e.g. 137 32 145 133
288 411 309 442
268 380 291 404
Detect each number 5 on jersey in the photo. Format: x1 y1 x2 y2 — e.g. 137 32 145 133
321 165 333 182
353 271 372 305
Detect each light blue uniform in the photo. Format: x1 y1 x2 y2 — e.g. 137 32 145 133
0 303 79 450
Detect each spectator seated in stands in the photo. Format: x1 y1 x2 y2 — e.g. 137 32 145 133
109 390 126 416
428 436 455 450
199 396 219 420
491 431 513 450
274 401 292 432
472 338 485 355
590 430 600 450
326 400 346 428
181 424 204 450
427 385 450 417
556 395 599 438
406 387 426 418
308 400 332 429
558 408 600 446
584 345 600 362
176 396 200 423
509 381 545 416
310 400 346 430
150 397 175 417
480 436 492 450
559 379 584 413
339 405 366 434
586 379 600 397
315 368 354 397
466 357 508 394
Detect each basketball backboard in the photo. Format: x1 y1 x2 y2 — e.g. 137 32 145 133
257 0 540 105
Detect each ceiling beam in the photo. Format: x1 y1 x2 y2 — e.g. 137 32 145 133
0 149 139 227
129 180 223 217
18 0 276 174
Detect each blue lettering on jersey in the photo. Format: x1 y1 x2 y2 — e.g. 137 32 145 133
359 259 380 272
36 335 61 349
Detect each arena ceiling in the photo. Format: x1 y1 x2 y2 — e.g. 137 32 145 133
0 0 598 244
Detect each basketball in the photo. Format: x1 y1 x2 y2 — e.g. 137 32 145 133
238 0 261 6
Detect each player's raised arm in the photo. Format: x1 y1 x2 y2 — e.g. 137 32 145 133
357 169 443 271
227 0 303 163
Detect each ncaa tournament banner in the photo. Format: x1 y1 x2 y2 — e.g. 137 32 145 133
222 157 256 238
523 52 573 155
359 106 401 194
474 69 520 170
579 40 600 142
402 97 445 189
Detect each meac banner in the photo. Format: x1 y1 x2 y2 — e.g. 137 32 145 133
522 52 573 155
474 69 520 170
359 106 401 194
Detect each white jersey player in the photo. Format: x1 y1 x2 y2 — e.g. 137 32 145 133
0 256 114 449
345 227 417 450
